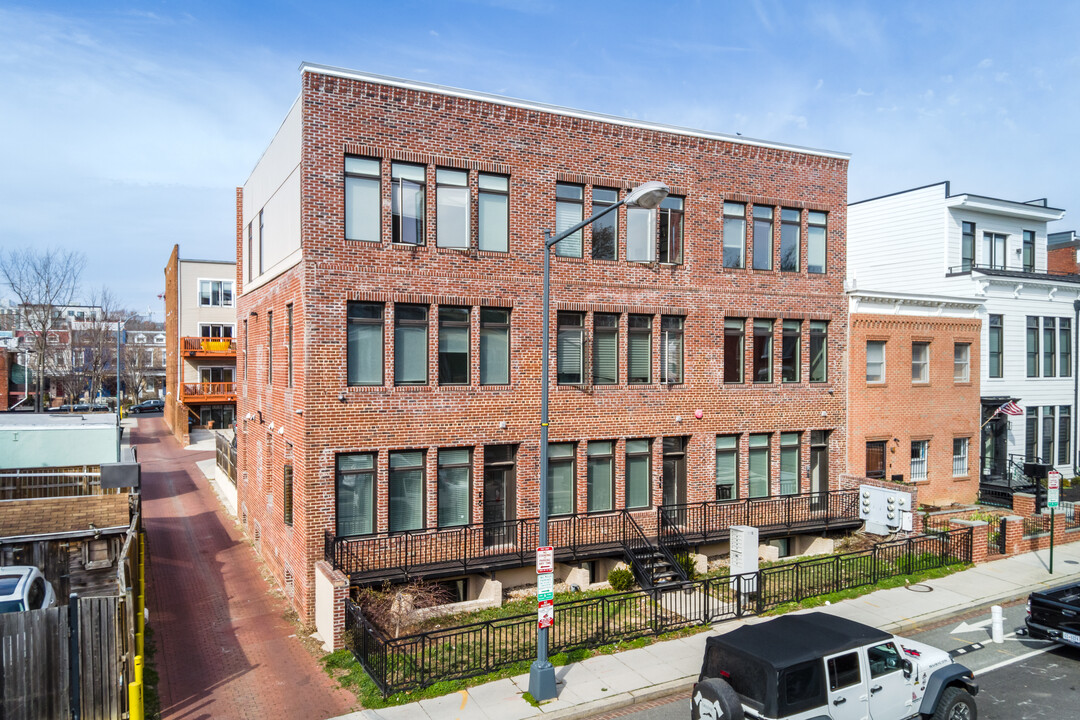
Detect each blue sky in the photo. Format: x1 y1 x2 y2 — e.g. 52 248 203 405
2 1 1079 315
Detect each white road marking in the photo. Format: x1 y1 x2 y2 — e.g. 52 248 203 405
975 644 1061 676
951 618 994 634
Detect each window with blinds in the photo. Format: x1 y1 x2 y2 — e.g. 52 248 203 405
989 315 1003 378
1026 407 1039 460
715 435 738 500
438 307 470 385
336 453 375 536
1061 319 1072 378
1043 406 1056 462
724 318 744 383
748 434 770 498
1059 406 1072 466
660 316 684 383
347 302 383 386
780 433 800 495
345 156 381 243
391 162 426 245
555 183 583 258
592 313 619 385
438 448 471 528
395 305 428 385
480 308 510 385
547 443 576 516
587 441 614 513
866 340 885 383
558 312 585 384
1044 318 1057 378
625 439 651 509
865 441 885 479
436 169 469 248
478 174 509 252
628 315 652 384
389 451 425 533
1027 317 1040 377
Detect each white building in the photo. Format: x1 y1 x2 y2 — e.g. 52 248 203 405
848 181 1078 482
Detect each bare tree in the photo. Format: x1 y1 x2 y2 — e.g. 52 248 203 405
73 287 135 404
0 248 85 411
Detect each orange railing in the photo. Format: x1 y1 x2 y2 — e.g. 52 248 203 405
182 337 236 354
180 382 236 401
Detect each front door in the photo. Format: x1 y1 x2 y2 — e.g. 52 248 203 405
662 436 687 508
866 641 914 719
810 431 829 511
981 403 1008 483
824 650 869 720
483 445 516 548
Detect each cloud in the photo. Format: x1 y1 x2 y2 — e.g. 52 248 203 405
978 58 993 68
854 88 873 97
815 78 824 90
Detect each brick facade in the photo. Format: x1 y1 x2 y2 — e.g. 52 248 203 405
162 244 186 444
237 67 851 621
1048 245 1078 275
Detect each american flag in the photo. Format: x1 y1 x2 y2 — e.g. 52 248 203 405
997 401 1023 417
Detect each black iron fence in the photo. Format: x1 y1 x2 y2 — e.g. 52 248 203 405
345 527 972 697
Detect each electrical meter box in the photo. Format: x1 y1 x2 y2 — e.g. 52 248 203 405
858 484 913 536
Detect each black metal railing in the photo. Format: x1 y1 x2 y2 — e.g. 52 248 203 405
620 512 659 588
657 506 692 579
344 527 973 697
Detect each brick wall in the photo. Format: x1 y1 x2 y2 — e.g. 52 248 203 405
0 350 9 411
0 494 130 537
162 244 189 445
1048 246 1077 275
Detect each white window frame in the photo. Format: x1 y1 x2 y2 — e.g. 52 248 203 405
866 340 886 384
952 438 969 477
953 343 970 382
911 440 928 481
911 342 929 383
198 278 235 308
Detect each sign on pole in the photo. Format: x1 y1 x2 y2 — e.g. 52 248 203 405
538 599 554 629
537 572 554 602
536 546 555 627
1049 470 1062 508
536 546 554 574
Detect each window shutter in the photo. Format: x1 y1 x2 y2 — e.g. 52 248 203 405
555 201 582 257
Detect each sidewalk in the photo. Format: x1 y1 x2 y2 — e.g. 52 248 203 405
335 539 1080 720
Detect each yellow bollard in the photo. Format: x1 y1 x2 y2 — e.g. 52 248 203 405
128 681 143 720
135 655 143 685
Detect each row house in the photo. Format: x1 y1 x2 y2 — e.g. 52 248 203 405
236 64 853 628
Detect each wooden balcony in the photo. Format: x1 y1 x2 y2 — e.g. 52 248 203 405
180 382 236 404
182 336 236 357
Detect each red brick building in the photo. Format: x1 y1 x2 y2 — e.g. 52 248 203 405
236 64 852 627
1048 230 1079 275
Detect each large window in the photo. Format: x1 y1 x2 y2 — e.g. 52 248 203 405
348 302 384 386
782 320 801 383
437 448 471 528
779 433 800 495
1023 230 1035 272
660 316 684 384
199 280 234 308
866 340 885 383
752 205 774 270
1060 406 1072 466
723 202 746 268
989 315 1003 378
809 321 828 382
199 323 233 339
753 319 774 383
555 183 583 258
1061 318 1073 378
625 439 652 509
391 163 426 245
910 440 927 481
954 343 970 382
715 435 739 500
345 156 381 242
953 438 969 477
395 305 429 385
478 174 509 252
557 312 585 385
724 318 745 383
593 313 619 385
480 308 510 385
1044 317 1057 378
1043 406 1056 463
627 207 656 262
1026 407 1039 460
591 188 618 260
866 441 886 479
587 441 614 513
1027 316 1040 377
547 443 576 516
436 169 469 248
658 196 684 264
628 315 652 384
438 307 470 385
807 211 827 274
336 453 375 536
983 232 1006 269
389 451 425 532
912 342 929 383
780 208 800 272
748 434 770 498
961 222 975 272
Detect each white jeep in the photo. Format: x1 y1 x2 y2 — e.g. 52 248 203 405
692 612 978 720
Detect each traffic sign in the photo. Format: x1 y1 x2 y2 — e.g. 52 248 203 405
1049 470 1062 508
537 572 554 601
536 546 554 573
538 600 554 629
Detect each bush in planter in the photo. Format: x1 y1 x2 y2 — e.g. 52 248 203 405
608 566 636 592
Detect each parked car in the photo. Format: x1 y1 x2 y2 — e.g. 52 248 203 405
1025 581 1080 647
692 612 977 720
0 566 57 614
129 399 164 414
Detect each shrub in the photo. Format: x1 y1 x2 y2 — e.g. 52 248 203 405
674 551 700 580
608 566 636 592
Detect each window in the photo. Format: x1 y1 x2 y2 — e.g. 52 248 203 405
753 319 774 383
1027 316 1040 377
866 340 885 383
478 174 509 252
593 313 619 385
436 169 469 248
723 202 746 269
555 183 583 258
392 163 426 245
438 307 470 385
868 643 902 680
954 343 970 382
1026 407 1039 460
625 439 652 509
953 438 969 477
779 433 800 495
267 310 273 384
199 323 233 339
715 435 739 500
247 222 254 281
283 464 293 526
828 652 861 691
782 320 801 383
389 451 425 532
1043 406 1055 463
1023 230 1035 272
199 280 234 308
658 196 684 264
587 441 614 513
548 443 576 516
911 440 927 481
1060 406 1072 466
752 205 774 270
912 342 929 383
866 441 886 479
347 302 384 386
1061 318 1072 378
748 434 770 498
724 318 745 383
961 221 975 272
345 156 381 242
480 308 510 385
557 311 585 384
807 211 827 274
627 206 656 262
438 448 471 528
662 437 687 506
286 304 293 388
591 188 618 260
660 316 684 384
983 232 1006 269
243 319 248 380
336 453 375 536
628 315 652 384
780 208 800 272
1044 317 1057 377
809 321 828 382
258 210 265 275
395 305 429 385
989 315 1003 378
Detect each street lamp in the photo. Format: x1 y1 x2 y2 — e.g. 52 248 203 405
530 180 669 701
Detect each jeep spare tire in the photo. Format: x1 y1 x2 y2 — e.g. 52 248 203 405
691 678 744 720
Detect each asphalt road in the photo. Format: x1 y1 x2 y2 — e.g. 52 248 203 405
593 599 1080 719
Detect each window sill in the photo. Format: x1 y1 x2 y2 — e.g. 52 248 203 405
953 381 973 386
912 381 930 387
345 238 381 245
952 475 972 482
867 382 888 388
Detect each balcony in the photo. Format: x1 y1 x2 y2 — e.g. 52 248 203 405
182 336 237 357
179 382 236 404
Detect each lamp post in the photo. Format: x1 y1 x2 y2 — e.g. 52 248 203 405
529 180 669 701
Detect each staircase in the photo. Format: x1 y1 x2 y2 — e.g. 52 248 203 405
621 511 688 589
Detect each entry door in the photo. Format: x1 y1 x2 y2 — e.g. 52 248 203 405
981 407 1007 482
824 650 869 720
662 437 687 508
483 445 516 548
810 431 829 510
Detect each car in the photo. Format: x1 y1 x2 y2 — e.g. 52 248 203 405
692 612 978 720
129 399 164 414
0 566 57 614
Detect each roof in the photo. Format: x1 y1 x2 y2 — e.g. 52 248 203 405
705 613 890 669
974 267 1080 285
300 62 850 161
0 413 117 430
0 494 130 539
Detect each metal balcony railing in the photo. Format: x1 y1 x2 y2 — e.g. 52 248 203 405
181 336 236 354
180 382 236 400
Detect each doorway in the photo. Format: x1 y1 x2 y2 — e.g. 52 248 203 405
483 445 516 548
981 400 1009 483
